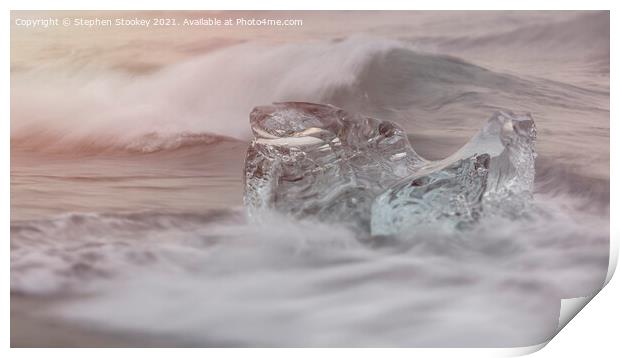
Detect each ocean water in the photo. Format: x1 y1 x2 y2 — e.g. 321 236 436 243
10 11 610 347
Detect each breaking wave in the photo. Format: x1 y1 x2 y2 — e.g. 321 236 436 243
11 35 604 155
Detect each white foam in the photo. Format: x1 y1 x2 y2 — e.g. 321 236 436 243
10 36 402 150
11 195 609 346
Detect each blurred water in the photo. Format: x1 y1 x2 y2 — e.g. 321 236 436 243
10 10 609 347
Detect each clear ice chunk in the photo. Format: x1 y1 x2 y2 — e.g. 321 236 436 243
371 111 537 235
243 103 536 235
370 154 491 235
243 102 424 231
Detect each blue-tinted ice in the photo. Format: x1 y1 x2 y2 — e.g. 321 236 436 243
243 102 536 235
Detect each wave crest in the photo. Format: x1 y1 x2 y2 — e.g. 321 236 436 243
11 36 533 154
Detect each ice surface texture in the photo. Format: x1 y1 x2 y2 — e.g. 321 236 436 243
244 102 423 232
243 102 536 235
372 112 536 235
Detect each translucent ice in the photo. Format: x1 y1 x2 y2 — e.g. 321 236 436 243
371 111 537 235
243 103 536 235
243 102 423 231
371 154 491 235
